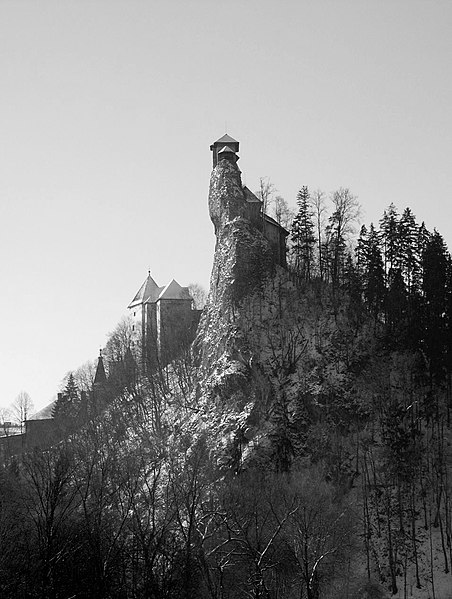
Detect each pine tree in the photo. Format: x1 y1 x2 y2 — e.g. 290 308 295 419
52 373 80 427
398 207 419 295
422 230 449 382
355 224 385 318
385 269 407 341
355 224 369 277
445 255 452 396
379 203 400 282
290 186 316 280
364 224 386 318
417 222 431 267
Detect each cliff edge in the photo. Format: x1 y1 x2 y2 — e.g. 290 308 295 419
194 157 276 399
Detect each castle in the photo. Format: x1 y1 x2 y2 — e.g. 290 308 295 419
0 133 288 461
128 274 201 368
127 134 288 370
210 134 288 267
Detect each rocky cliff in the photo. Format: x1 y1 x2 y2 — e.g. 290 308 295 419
194 158 276 396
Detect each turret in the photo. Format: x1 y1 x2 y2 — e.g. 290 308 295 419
94 349 107 386
210 134 239 167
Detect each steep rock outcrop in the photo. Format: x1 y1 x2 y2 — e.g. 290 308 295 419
194 158 275 401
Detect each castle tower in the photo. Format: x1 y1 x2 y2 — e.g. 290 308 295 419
128 272 200 370
210 134 239 167
91 349 108 415
128 271 162 367
209 134 289 268
156 279 193 363
94 350 107 385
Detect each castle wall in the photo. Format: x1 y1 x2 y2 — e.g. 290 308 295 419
245 201 262 225
0 433 24 462
157 298 194 364
130 304 145 344
0 419 60 463
264 219 287 267
243 186 287 268
25 419 58 449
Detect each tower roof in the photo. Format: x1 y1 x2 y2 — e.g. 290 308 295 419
243 186 262 204
218 145 237 154
128 272 163 308
210 134 240 167
157 279 192 301
94 350 107 385
214 133 239 145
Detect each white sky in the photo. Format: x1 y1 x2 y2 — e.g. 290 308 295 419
1 0 451 412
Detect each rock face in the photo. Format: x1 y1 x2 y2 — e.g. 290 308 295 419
208 159 275 309
195 157 276 396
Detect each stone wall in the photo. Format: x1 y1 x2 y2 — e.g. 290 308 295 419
157 298 196 364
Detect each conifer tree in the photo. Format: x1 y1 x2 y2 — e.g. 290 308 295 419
417 222 431 269
355 224 385 318
364 224 386 318
422 230 449 381
398 207 419 295
355 224 369 276
379 203 400 281
386 269 407 340
52 373 80 427
290 186 316 280
445 255 452 390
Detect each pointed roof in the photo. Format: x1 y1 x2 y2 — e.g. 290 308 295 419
30 400 56 420
264 213 289 236
94 350 107 385
243 186 262 204
128 272 163 308
157 279 192 301
214 133 239 145
218 145 237 154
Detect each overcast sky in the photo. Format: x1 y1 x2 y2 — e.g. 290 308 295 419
1 0 451 412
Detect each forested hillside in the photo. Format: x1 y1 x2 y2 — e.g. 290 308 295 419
1 183 452 599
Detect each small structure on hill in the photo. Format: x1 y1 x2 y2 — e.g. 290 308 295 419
210 134 240 167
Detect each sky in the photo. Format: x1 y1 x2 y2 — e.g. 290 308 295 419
1 0 451 413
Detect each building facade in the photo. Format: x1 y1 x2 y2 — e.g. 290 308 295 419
128 273 201 368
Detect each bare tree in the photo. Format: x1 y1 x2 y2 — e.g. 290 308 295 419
188 283 207 310
310 189 327 279
104 316 135 363
203 470 298 598
11 391 34 433
256 177 277 217
327 188 361 286
73 360 97 394
285 470 355 599
21 446 80 598
0 407 11 425
271 195 294 230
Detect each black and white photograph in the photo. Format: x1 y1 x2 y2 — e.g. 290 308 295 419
1 1 452 597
